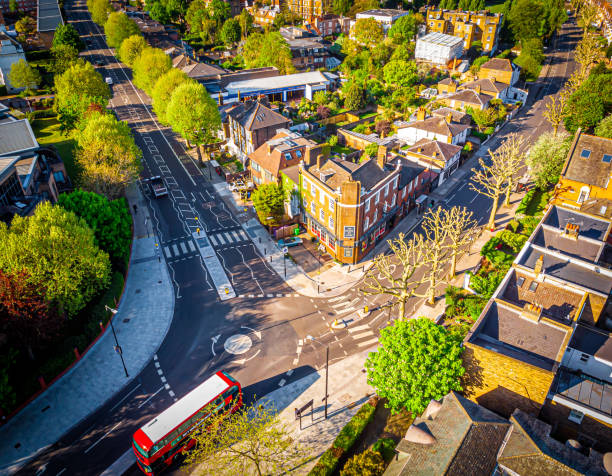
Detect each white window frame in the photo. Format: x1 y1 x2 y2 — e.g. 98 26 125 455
329 198 335 212
319 209 325 222
343 226 355 239
328 216 334 229
311 202 316 214
365 198 371 212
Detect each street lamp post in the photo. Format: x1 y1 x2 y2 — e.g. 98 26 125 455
307 335 329 419
104 305 129 378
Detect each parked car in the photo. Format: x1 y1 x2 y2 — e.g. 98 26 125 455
278 237 303 248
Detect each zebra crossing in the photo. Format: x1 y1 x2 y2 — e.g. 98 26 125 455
347 324 379 348
162 237 198 261
208 229 250 248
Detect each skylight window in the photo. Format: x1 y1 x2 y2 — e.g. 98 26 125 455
603 154 612 163
580 149 591 159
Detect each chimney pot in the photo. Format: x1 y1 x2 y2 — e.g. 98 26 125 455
534 255 544 276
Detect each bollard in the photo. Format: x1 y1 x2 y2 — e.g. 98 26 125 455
364 306 369 314
99 321 104 332
225 287 229 294
38 376 46 390
73 347 81 360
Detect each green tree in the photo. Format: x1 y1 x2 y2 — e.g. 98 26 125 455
526 131 571 188
469 55 489 75
166 81 221 165
564 71 612 133
208 0 230 26
9 0 17 12
132 47 172 95
186 0 209 38
8 59 40 91
365 143 379 158
186 401 306 475
104 11 141 49
364 318 465 415
388 14 419 43
151 68 190 125
508 0 543 42
149 1 170 24
52 24 85 51
58 190 132 268
238 9 254 39
344 82 366 110
251 183 285 225
15 16 36 36
50 44 80 74
242 32 295 75
341 450 385 476
76 112 143 199
333 0 351 15
90 0 113 26
595 113 612 138
351 17 384 47
118 34 148 67
54 60 111 131
220 18 241 45
0 203 111 317
383 60 418 88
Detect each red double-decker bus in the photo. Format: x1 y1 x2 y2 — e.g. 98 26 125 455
132 371 242 474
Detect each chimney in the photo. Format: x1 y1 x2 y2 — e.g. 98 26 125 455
474 84 481 94
237 90 241 102
417 107 426 121
377 146 387 170
417 147 422 153
218 91 223 106
304 146 314 165
446 112 453 124
432 151 438 158
522 303 543 322
533 255 544 276
267 141 273 155
562 222 579 240
490 76 496 83
316 154 325 170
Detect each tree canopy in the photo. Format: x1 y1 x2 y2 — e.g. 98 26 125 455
89 0 113 26
526 132 571 188
52 24 85 51
595 113 612 138
152 68 190 125
0 203 110 317
50 44 80 74
58 190 132 268
8 59 40 91
132 47 172 95
76 112 143 199
388 14 421 43
220 17 241 45
104 11 141 49
383 60 418 88
118 34 148 67
251 183 285 225
351 17 384 47
344 82 366 110
242 32 295 75
564 69 612 133
365 318 464 415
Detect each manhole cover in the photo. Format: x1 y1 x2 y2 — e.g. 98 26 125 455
224 334 252 355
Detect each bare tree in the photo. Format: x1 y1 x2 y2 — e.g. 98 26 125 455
498 134 525 207
361 233 429 319
187 401 306 476
575 32 604 77
578 2 598 34
543 94 567 136
441 207 480 279
421 207 452 306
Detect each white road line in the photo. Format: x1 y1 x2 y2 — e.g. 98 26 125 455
348 324 371 333
287 369 294 376
137 386 163 409
84 422 122 454
172 244 179 256
180 242 188 254
188 240 196 252
351 330 374 340
157 369 163 375
357 338 379 347
216 233 226 245
223 232 233 243
163 246 171 258
328 295 346 303
109 383 141 412
56 469 67 476
209 234 219 246
336 306 357 316
470 193 479 203
239 230 248 240
267 294 274 298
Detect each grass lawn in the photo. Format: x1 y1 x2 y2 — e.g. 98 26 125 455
332 145 352 156
485 0 506 12
32 116 79 182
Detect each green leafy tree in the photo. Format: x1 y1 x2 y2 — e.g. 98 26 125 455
595 113 612 138
8 59 40 91
151 68 190 125
90 0 113 26
388 14 419 43
52 24 85 51
341 450 385 476
333 0 351 15
104 11 141 49
149 1 171 23
526 132 571 188
238 9 254 39
132 47 172 95
76 112 143 199
186 401 306 475
365 143 379 158
508 0 543 42
208 0 230 26
220 18 241 45
9 0 17 12
50 44 80 74
186 0 209 37
0 203 111 317
166 81 221 165
54 60 111 132
58 190 132 268
251 183 285 225
365 318 464 415
564 71 612 133
469 55 489 75
242 32 295 75
344 82 366 110
351 18 384 47
383 60 418 88
349 0 378 16
118 34 148 67
15 16 36 36
471 107 499 132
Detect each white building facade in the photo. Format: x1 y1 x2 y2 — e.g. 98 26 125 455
415 32 464 65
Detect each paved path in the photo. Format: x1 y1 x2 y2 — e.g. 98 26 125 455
0 186 175 475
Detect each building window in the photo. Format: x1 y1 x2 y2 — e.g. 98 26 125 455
385 183 390 196
296 150 302 158
343 226 355 238
578 187 589 203
603 154 612 163
311 202 316 214
343 247 353 257
329 198 335 212
568 409 584 424
329 216 334 229
53 171 65 183
391 195 396 207
375 191 381 204
365 198 370 212
319 209 325 221
517 276 525 287
528 281 538 292
365 216 370 229
579 353 590 362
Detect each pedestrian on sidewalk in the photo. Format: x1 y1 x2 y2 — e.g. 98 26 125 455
133 204 138 214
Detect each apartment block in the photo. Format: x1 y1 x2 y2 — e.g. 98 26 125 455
286 0 331 22
425 7 502 52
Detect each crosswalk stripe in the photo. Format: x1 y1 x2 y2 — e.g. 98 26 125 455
348 324 371 333
172 244 179 256
163 246 171 258
336 306 357 316
239 230 248 240
351 330 374 340
209 234 218 246
216 234 226 245
188 240 196 252
180 242 188 254
357 338 379 347
231 230 241 241
328 296 346 303
223 232 233 243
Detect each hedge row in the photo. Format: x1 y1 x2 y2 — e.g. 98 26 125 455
308 396 379 476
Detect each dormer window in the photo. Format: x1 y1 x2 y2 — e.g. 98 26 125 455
296 150 302 158
580 149 591 159
603 154 612 163
284 153 292 160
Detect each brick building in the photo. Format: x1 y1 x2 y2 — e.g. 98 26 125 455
312 13 351 36
286 0 331 22
425 7 503 52
477 57 520 86
279 27 331 71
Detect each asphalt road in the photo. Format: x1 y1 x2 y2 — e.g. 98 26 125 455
16 6 579 476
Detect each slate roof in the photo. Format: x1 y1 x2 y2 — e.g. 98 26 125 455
445 89 492 107
569 324 612 365
392 157 426 189
542 205 610 242
0 119 39 157
405 139 462 165
532 225 603 263
460 78 508 94
432 107 469 124
498 409 609 476
172 54 226 79
388 392 510 476
249 131 315 178
400 116 470 139
480 57 513 72
553 368 612 422
562 131 612 189
227 101 290 132
307 157 391 191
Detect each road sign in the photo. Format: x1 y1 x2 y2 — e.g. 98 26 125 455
282 246 288 254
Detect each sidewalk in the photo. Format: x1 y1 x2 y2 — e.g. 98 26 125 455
0 185 175 475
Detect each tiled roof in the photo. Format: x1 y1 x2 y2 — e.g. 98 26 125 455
460 78 508 94
249 130 316 178
562 131 612 189
392 157 425 189
432 107 469 123
227 101 290 132
445 89 492 107
308 157 391 191
0 119 39 157
172 54 226 79
498 409 609 476
400 116 470 138
480 57 513 72
405 139 462 164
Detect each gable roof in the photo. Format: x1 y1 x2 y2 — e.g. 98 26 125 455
249 130 316 177
0 119 39 157
307 157 391 191
172 54 226 79
401 116 470 138
480 57 513 72
432 107 469 123
445 89 492 107
405 139 462 165
561 131 612 190
227 101 290 132
460 77 508 94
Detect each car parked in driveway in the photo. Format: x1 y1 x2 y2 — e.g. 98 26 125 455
278 237 302 248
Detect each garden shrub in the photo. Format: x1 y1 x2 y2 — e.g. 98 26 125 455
519 215 541 237
340 450 385 476
506 219 520 233
372 438 397 463
480 237 514 266
497 230 528 254
469 262 511 298
445 286 488 320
